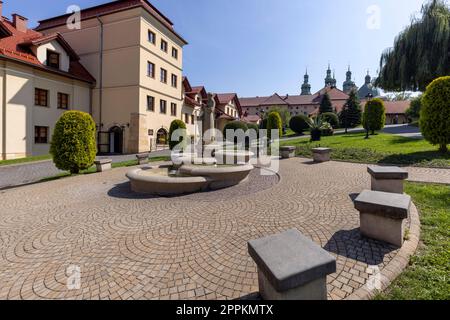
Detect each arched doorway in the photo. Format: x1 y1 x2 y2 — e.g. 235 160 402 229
156 128 168 146
109 126 123 154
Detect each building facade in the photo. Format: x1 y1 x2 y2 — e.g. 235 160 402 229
36 0 188 154
240 66 410 125
0 2 94 160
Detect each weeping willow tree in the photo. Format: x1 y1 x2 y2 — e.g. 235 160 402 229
376 0 450 92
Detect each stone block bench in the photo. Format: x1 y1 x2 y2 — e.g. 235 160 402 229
368 166 409 194
136 153 150 165
94 159 112 172
280 146 296 159
354 190 411 247
312 148 331 163
248 229 336 300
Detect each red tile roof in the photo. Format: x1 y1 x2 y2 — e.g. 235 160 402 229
360 100 410 114
0 18 95 83
215 93 242 117
260 93 289 106
36 0 188 45
241 114 262 123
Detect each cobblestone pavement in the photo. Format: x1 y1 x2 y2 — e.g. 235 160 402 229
406 166 450 184
0 158 419 300
0 150 170 190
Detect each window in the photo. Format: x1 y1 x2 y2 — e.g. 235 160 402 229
185 113 189 124
57 93 69 109
172 47 178 59
170 103 177 116
148 30 156 44
160 99 167 114
191 115 195 125
147 62 155 78
171 74 177 88
147 95 155 111
35 88 48 107
160 68 167 83
34 126 49 144
161 39 168 52
47 50 60 69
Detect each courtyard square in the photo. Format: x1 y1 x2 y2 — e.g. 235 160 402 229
0 158 430 300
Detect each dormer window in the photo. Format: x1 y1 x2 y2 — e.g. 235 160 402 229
47 50 60 69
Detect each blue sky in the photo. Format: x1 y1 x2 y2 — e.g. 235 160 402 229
5 0 426 97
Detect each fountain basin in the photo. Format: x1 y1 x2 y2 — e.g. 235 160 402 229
179 164 254 190
126 165 210 196
126 163 254 196
214 150 254 165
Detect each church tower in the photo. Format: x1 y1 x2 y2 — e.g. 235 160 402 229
324 64 336 87
301 69 312 95
343 66 357 94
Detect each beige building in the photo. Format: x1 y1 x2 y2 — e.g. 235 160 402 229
0 3 94 160
36 0 188 154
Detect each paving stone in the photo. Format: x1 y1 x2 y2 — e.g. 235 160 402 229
0 158 418 300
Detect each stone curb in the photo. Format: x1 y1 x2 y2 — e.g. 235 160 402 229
345 202 421 300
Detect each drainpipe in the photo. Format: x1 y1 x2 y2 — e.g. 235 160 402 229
1 67 6 159
96 15 104 131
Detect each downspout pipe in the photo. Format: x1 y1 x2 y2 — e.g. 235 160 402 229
96 15 104 131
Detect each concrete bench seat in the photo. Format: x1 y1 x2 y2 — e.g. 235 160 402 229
136 153 150 165
312 147 331 163
368 166 409 194
354 190 411 247
280 146 296 159
94 159 112 172
248 229 336 300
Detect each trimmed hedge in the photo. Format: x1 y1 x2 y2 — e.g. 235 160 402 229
50 111 97 174
169 119 187 150
420 76 450 152
289 115 310 134
363 98 386 134
267 111 282 140
223 121 248 141
246 123 259 134
321 112 339 129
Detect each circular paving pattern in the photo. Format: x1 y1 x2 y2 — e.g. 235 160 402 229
0 159 410 300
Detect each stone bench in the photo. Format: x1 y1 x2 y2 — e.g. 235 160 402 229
248 229 336 300
368 166 409 194
354 190 411 247
136 153 150 165
280 146 296 159
312 148 331 163
94 159 112 172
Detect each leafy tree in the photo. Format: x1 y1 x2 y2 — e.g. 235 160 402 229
321 112 339 129
376 0 450 91
362 98 386 136
406 96 423 120
319 93 333 114
339 90 362 132
385 92 413 101
266 107 291 128
420 76 450 152
168 119 187 150
50 111 97 174
267 111 282 140
289 115 310 134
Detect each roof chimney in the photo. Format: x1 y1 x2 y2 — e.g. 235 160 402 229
0 1 3 19
12 13 28 33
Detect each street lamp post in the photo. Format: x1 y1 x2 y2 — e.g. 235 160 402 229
365 93 373 139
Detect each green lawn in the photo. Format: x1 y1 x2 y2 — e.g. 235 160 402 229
375 182 450 300
280 133 450 168
0 154 52 166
